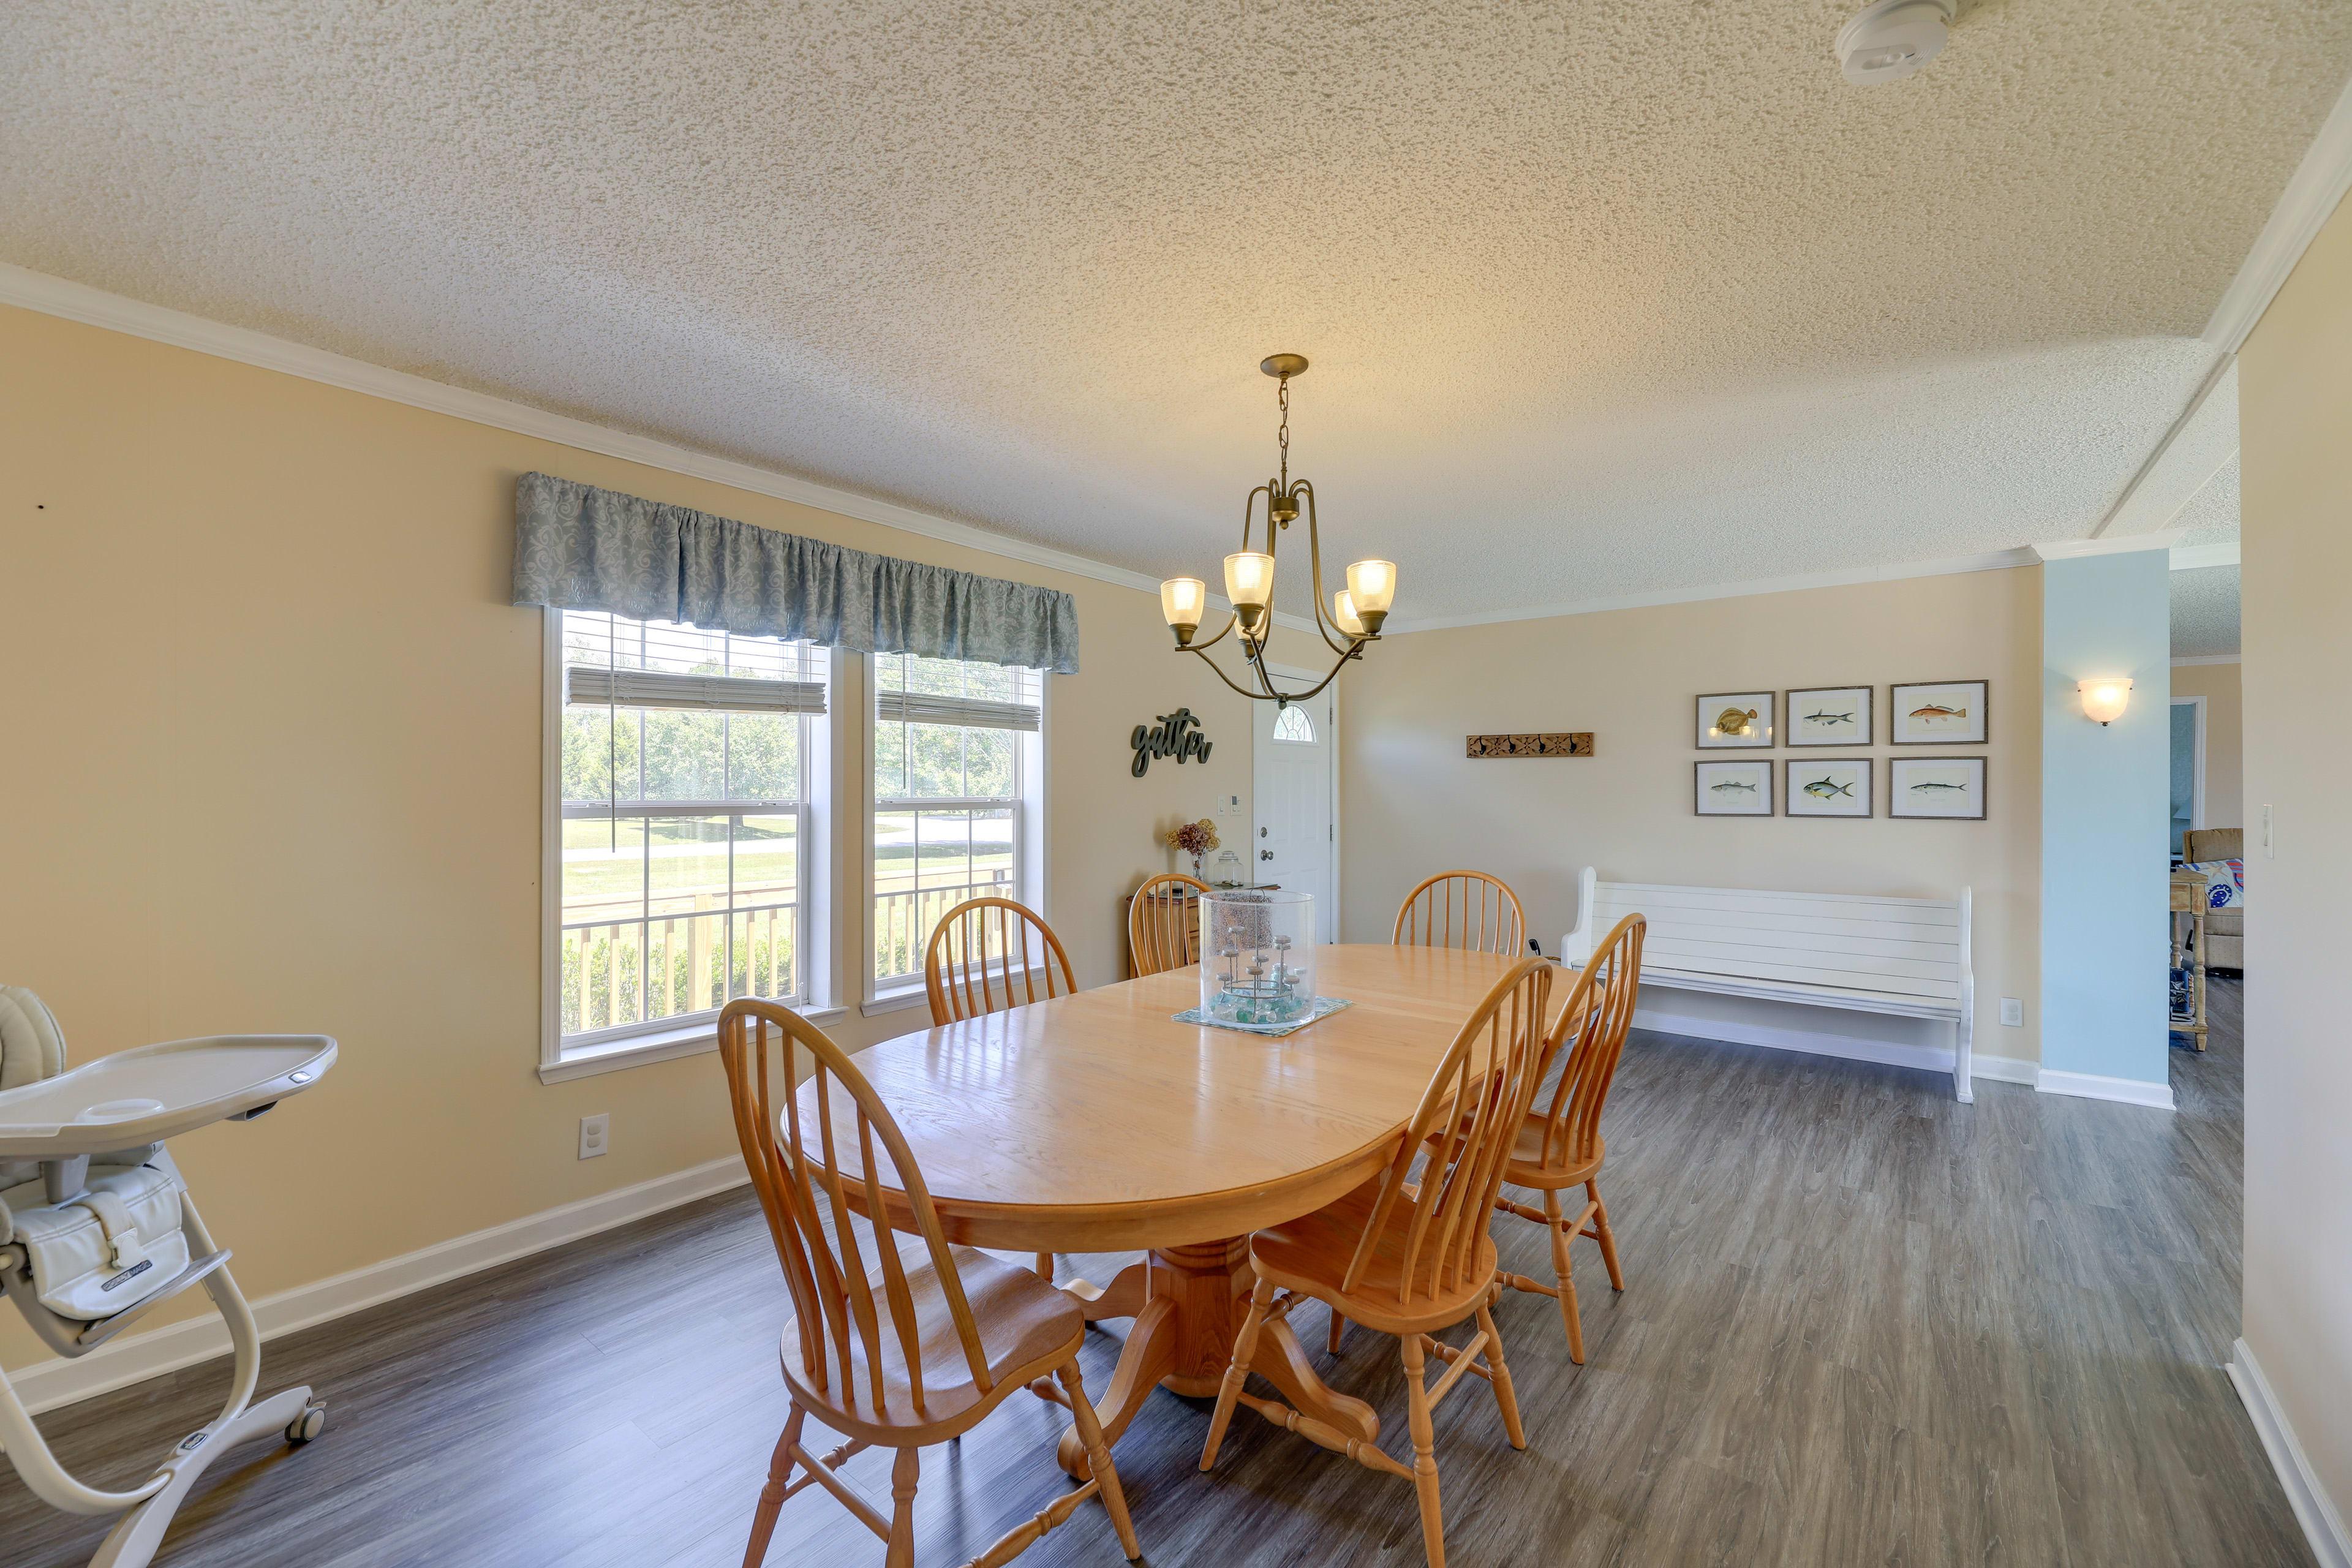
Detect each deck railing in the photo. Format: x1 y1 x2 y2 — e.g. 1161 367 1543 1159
873 871 1013 983
560 895 798 1038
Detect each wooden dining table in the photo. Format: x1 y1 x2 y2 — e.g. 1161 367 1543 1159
796 943 1518 1477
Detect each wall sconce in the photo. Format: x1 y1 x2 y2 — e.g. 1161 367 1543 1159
2078 677 2133 726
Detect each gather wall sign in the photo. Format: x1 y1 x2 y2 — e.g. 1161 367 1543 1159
1133 707 1213 776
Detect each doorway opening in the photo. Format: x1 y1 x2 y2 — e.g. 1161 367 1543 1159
1251 668 1340 943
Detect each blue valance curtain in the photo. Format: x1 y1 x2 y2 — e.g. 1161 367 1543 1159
510 472 1080 674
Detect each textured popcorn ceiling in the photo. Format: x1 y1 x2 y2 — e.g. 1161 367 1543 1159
2171 566 2241 658
4 2 2347 621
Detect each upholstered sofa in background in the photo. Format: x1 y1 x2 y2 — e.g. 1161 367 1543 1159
2185 827 2244 973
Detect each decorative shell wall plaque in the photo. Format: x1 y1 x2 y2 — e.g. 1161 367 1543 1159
1465 733 1594 758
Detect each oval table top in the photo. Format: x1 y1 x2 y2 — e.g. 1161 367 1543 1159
801 944 1520 1253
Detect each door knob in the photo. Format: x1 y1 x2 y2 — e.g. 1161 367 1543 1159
1261 850 1274 861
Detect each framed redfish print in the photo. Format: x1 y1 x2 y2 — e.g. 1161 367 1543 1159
1891 680 1987 745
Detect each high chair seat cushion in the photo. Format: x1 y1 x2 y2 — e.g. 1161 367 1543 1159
0 987 66 1093
1 1162 188 1321
0 987 70 1191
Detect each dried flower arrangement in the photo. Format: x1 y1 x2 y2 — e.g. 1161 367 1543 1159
1166 818 1219 878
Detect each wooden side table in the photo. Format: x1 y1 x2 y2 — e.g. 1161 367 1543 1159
2169 873 2209 1052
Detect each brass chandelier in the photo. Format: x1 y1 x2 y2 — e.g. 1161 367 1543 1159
1158 353 1396 704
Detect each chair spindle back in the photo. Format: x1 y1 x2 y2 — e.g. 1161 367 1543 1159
924 897 1077 1025
1128 873 1209 977
1345 956 1552 1306
718 1000 993 1419
1393 870 1528 957
1530 914 1645 1169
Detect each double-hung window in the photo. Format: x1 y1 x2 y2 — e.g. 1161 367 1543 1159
870 654 1044 992
551 611 827 1059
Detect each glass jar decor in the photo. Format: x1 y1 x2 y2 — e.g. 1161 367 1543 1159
1200 889 1317 1026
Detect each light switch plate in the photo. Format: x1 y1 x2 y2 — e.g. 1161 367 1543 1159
1999 998 2023 1028
579 1113 609 1159
1215 792 1245 819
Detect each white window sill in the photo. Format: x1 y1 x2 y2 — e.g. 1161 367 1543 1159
861 986 932 1019
538 1006 848 1084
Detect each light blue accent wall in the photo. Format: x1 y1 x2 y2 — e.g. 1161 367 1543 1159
2041 550 2173 1087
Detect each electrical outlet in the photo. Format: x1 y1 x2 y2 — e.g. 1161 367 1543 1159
1999 998 2024 1028
579 1113 609 1159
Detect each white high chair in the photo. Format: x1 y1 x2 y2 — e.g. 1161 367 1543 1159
0 986 336 1568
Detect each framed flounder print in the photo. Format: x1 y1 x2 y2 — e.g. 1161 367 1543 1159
1697 692 1774 748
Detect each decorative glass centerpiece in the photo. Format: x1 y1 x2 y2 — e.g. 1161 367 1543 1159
1200 889 1317 1027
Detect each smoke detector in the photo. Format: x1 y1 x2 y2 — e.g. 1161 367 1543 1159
1835 0 1954 85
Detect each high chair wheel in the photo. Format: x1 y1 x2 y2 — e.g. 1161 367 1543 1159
286 1404 326 1445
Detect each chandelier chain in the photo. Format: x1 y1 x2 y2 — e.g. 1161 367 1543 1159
1276 375 1289 491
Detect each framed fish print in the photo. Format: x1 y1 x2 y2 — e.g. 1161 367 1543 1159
1785 758 1871 817
1888 756 1986 819
1891 680 1988 745
1695 760 1773 815
1696 691 1774 748
1785 685 1872 746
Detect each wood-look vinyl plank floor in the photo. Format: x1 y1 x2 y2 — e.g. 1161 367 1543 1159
0 979 2311 1566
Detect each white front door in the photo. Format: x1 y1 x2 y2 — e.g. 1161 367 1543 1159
1253 691 1338 943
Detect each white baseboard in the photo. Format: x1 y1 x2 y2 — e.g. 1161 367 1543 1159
2230 1337 2352 1568
5 1156 749 1414
1634 1007 2036 1087
2035 1068 2177 1110
1968 1054 2041 1086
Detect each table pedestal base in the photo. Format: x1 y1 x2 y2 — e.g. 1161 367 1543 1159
1055 1237 1378 1479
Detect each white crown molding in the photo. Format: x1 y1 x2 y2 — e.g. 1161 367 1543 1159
2094 355 2239 541
2169 541 2241 571
2029 530 2184 562
2230 1338 2352 1568
2172 653 2241 667
2204 70 2352 354
1382 546 2040 635
0 262 1321 638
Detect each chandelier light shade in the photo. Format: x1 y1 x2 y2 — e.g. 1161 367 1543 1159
1330 589 1366 637
1160 577 1207 642
1159 353 1398 705
1224 551 1275 615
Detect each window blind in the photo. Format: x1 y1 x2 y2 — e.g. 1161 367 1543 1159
875 690 1040 733
567 666 827 715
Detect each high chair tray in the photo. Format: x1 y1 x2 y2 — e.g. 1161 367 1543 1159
0 1035 336 1156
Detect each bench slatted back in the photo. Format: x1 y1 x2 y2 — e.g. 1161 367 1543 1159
1580 879 1962 1005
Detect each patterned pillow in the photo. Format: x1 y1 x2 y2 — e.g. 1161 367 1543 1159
2181 859 2244 910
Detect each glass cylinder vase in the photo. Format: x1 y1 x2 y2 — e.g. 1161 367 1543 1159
1199 889 1317 1026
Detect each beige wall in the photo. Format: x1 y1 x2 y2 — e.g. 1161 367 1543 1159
1341 567 2042 1061
2170 660 2244 837
0 304 1275 1368
2239 192 2352 1529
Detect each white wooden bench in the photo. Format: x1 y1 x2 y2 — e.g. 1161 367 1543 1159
1559 867 1975 1102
